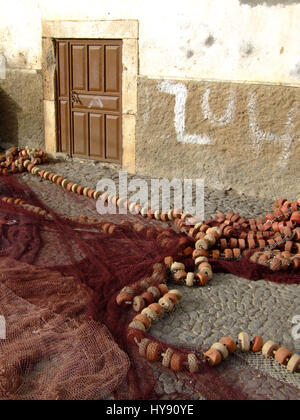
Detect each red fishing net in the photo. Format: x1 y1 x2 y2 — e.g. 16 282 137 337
0 175 299 400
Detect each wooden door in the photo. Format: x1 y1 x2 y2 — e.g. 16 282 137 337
56 39 122 163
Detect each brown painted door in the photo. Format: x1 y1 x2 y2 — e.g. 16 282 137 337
56 39 122 163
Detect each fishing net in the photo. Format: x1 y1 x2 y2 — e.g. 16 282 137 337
0 281 130 400
0 174 299 400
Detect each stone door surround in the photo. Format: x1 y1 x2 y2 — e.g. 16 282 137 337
42 19 138 173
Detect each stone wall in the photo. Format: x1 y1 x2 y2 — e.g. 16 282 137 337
0 69 44 149
136 77 300 199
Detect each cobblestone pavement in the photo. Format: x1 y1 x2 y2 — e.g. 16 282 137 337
18 158 300 399
21 156 276 219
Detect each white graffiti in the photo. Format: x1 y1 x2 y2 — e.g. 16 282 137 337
88 97 104 109
0 315 6 340
291 315 300 341
158 81 298 167
158 81 213 145
248 92 298 167
202 87 235 126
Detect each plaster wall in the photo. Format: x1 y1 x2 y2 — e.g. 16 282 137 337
1 0 300 84
136 77 300 200
0 0 299 198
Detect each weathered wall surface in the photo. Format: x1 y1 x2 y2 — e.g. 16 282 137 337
136 77 300 199
0 70 44 149
0 0 43 149
0 0 299 198
240 1 300 6
1 0 300 84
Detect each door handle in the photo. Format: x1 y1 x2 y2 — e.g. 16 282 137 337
71 91 81 104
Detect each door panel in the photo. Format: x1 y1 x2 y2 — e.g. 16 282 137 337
73 95 120 112
105 115 120 161
58 42 69 98
71 45 87 91
88 45 103 92
59 100 70 153
73 112 88 156
89 113 105 159
105 45 120 93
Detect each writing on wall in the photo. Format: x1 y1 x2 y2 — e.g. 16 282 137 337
158 81 299 167
158 81 213 145
247 92 297 168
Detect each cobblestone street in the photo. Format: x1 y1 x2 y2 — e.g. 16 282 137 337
18 158 300 399
21 157 277 218
1 0 300 402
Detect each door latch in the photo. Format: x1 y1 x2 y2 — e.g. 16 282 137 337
71 91 81 105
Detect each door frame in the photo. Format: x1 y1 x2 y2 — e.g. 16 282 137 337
42 20 138 173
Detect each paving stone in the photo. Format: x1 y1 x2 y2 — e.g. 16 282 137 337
16 158 300 399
